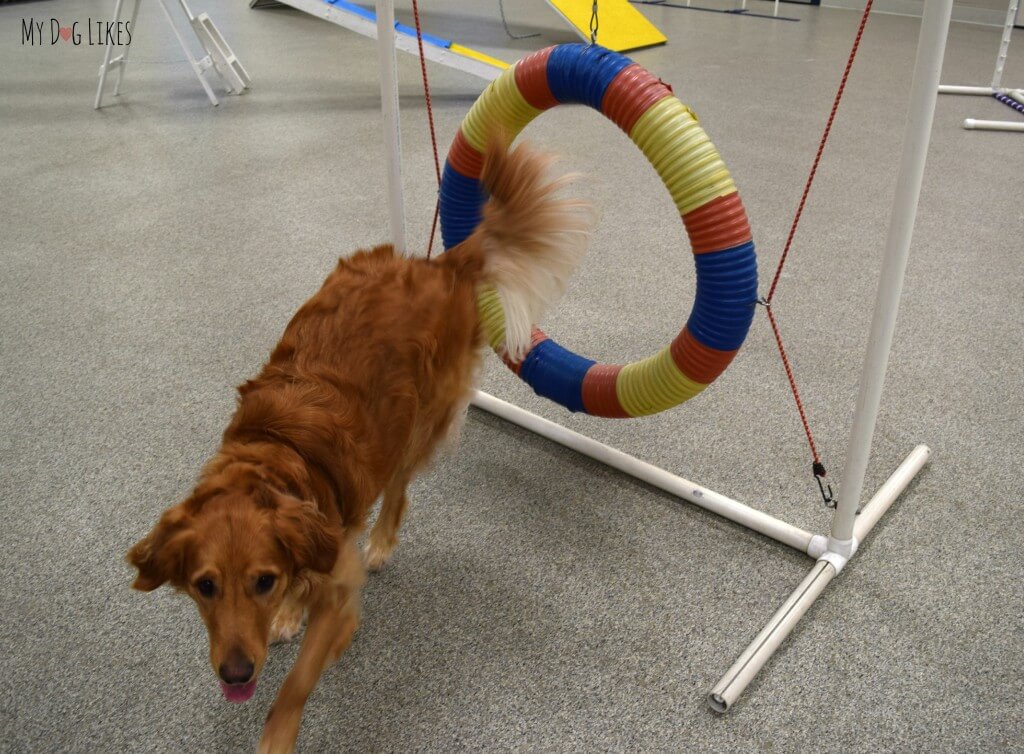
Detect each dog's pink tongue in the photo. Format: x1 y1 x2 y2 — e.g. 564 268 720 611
220 679 257 703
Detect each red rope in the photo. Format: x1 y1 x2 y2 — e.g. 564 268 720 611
765 0 872 493
410 0 442 259
765 307 821 465
766 0 873 304
426 200 440 260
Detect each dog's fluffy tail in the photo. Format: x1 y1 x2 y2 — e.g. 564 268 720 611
445 138 592 361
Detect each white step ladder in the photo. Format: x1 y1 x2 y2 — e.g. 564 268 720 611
95 0 251 109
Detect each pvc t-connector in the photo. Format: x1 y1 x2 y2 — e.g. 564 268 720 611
806 534 858 572
820 536 858 573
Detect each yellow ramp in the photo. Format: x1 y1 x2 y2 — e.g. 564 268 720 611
545 0 667 52
449 43 511 70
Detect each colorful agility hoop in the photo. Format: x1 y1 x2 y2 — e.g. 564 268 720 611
439 44 758 417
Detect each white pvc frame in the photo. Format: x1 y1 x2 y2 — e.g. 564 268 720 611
939 0 1023 132
95 0 251 109
373 0 950 711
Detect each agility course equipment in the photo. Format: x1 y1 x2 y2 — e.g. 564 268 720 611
939 0 1023 132
440 44 756 417
274 0 510 81
546 0 667 50
371 0 949 711
272 1 669 76
95 0 250 108
631 0 797 23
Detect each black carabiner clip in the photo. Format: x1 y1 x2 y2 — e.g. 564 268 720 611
813 462 836 508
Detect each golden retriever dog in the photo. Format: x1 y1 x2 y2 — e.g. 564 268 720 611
126 138 590 753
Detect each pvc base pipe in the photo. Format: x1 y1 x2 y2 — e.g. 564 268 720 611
854 444 930 540
939 84 997 95
964 117 1024 131
471 391 816 554
709 560 835 712
709 443 930 711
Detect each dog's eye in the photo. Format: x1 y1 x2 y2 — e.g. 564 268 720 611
255 574 276 595
196 579 215 598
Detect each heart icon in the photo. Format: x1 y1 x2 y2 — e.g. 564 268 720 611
59 26 72 42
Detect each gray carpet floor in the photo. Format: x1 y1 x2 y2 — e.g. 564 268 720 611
2 1 1022 751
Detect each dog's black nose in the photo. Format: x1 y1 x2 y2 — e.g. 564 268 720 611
219 659 254 685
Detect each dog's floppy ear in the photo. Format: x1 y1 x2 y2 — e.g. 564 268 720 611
126 504 195 591
273 495 339 574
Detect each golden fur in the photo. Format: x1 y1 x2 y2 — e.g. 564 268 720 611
126 138 590 753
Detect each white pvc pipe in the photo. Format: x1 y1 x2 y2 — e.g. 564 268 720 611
177 0 196 22
375 0 407 255
938 84 1022 96
853 444 930 541
708 560 836 712
939 1 1019 98
115 0 141 96
94 0 126 109
938 84 996 96
471 391 817 554
832 0 952 542
964 118 1024 131
991 0 1019 90
156 0 218 105
708 443 928 711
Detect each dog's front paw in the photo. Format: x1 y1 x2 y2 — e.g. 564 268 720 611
270 605 303 644
257 710 299 754
363 537 396 572
258 689 309 754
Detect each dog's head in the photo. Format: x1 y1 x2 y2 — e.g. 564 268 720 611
127 483 338 702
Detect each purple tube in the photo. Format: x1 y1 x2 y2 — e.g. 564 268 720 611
993 92 1024 115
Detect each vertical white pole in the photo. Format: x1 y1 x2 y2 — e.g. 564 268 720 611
114 0 141 96
376 0 407 255
94 0 126 109
991 0 1019 90
831 0 953 544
